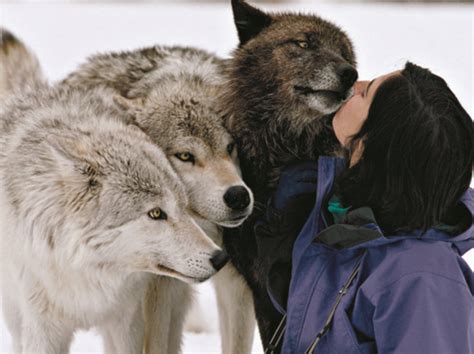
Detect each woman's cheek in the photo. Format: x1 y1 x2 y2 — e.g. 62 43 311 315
332 111 347 145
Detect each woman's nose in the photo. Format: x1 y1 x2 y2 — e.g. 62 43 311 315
353 81 369 95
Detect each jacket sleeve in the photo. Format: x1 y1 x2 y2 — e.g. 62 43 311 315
254 193 316 312
371 272 474 354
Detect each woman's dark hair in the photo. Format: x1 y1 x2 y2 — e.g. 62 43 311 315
337 62 474 234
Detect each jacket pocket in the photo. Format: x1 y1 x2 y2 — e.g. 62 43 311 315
340 309 376 354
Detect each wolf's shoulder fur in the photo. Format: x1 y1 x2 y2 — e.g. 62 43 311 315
0 85 133 159
62 45 225 97
62 45 229 152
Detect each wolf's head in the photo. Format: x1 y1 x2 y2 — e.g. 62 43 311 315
54 126 228 283
114 54 254 228
228 0 357 130
7 92 228 283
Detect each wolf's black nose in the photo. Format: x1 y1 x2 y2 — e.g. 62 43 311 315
224 186 251 210
210 250 229 271
337 64 358 89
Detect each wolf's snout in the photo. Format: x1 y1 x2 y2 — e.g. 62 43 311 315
224 186 251 211
337 64 358 90
210 250 229 271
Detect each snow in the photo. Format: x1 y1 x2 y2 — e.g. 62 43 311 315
0 2 473 353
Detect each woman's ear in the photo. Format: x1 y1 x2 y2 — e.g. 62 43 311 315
231 0 272 46
349 139 365 167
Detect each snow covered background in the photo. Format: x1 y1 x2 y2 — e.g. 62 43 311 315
1 1 473 353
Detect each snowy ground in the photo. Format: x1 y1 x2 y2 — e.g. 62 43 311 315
1 1 473 353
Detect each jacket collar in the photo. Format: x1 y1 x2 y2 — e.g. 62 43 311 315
314 157 474 254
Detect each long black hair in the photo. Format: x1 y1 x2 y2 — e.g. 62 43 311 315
337 62 473 234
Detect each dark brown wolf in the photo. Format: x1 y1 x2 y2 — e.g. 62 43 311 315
222 0 358 350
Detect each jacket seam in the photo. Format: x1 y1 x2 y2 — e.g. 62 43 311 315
294 260 330 352
368 271 469 301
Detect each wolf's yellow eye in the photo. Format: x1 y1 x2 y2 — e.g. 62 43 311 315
148 208 167 220
297 41 309 49
175 152 195 163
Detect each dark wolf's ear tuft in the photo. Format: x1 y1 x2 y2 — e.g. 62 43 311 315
231 0 272 46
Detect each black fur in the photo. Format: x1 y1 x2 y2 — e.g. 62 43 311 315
222 1 356 349
232 0 273 46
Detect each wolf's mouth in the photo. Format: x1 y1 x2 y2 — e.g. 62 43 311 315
217 216 249 228
230 214 248 222
294 86 349 101
218 213 250 227
154 263 209 283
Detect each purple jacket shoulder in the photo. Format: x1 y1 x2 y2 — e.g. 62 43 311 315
282 157 474 354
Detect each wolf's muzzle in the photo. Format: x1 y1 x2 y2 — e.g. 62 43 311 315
224 185 251 211
210 250 230 271
337 64 358 91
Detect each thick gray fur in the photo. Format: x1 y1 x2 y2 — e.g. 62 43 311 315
61 45 256 354
0 29 222 354
63 45 253 227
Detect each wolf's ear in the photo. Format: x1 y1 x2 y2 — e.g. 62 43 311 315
47 136 102 195
113 94 145 112
47 135 102 193
231 0 272 46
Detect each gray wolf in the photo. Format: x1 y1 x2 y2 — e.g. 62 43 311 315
62 45 254 228
221 0 358 349
62 46 255 353
0 29 226 354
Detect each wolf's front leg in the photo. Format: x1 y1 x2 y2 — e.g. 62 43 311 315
21 312 74 354
167 280 192 354
143 276 192 354
101 301 145 354
213 263 256 354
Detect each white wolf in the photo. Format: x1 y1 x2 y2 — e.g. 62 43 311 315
0 29 227 354
63 45 257 354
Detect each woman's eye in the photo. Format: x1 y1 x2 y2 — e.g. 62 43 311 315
175 152 195 163
227 143 235 155
296 41 309 49
148 208 167 220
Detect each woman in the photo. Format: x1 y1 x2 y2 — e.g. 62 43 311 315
256 62 473 353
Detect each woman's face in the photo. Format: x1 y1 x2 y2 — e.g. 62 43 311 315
333 71 400 146
332 71 400 165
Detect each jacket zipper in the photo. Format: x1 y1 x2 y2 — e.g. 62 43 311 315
265 193 332 353
265 314 287 354
304 252 365 354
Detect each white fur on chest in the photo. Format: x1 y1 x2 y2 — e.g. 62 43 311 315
2 232 149 329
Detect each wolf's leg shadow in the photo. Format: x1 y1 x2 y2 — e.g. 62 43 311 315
100 300 144 354
213 263 256 354
143 276 192 354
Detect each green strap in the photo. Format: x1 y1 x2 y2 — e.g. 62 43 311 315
327 195 351 224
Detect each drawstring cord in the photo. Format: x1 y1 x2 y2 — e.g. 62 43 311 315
305 252 366 354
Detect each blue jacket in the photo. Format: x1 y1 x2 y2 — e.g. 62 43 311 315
277 157 474 354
